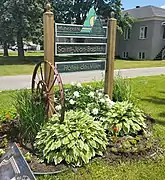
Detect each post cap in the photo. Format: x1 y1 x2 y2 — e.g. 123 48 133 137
46 3 51 12
111 11 115 18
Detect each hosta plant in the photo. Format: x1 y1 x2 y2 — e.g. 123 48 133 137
101 101 146 137
34 110 108 167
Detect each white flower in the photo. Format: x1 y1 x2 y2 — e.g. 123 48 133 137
71 82 75 86
73 91 80 97
98 92 103 97
110 101 115 106
106 98 115 107
55 105 62 111
100 98 105 103
89 91 95 98
54 97 58 102
104 94 109 99
69 99 75 105
77 83 82 88
92 108 99 115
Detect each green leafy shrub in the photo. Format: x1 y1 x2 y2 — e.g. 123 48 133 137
14 90 47 145
101 101 146 136
35 110 108 167
113 74 135 102
63 83 115 118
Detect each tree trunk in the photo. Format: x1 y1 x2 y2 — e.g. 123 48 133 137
17 32 24 59
3 41 9 57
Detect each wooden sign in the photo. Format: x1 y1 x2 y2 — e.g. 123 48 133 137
0 143 36 180
55 43 107 56
55 23 107 39
56 60 105 73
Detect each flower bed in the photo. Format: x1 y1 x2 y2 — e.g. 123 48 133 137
0 78 161 174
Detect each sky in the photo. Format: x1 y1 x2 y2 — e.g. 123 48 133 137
122 0 165 9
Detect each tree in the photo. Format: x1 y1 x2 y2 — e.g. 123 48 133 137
54 0 134 33
95 0 134 33
53 0 93 24
3 0 44 59
0 0 14 56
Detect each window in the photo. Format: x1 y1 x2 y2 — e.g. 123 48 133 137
138 52 145 59
124 29 131 40
163 27 165 39
139 26 148 39
123 52 129 58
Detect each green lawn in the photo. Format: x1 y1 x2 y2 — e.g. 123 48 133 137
0 52 165 76
0 51 44 57
1 75 165 179
115 60 165 69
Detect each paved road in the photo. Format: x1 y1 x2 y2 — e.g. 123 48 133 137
0 67 165 91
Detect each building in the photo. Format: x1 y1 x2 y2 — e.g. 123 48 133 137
116 5 165 60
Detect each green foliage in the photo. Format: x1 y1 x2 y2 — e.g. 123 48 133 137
0 109 17 122
35 110 108 167
54 0 134 33
101 101 146 136
113 74 135 102
63 83 115 119
0 149 5 157
13 90 46 145
109 134 155 154
0 137 8 148
24 152 33 162
0 0 46 57
54 0 93 24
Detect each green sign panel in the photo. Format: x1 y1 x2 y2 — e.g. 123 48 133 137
56 7 106 38
57 60 105 73
56 43 106 56
56 24 106 38
56 24 82 34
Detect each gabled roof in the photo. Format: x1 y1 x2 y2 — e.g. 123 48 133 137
123 5 165 19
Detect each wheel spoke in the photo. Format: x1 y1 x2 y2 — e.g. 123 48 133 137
47 92 55 96
37 72 41 82
48 100 55 114
32 61 65 120
47 65 52 88
48 78 56 93
39 64 44 81
48 97 56 102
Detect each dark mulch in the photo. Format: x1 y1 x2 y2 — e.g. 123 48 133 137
102 115 164 164
19 145 68 173
0 114 164 173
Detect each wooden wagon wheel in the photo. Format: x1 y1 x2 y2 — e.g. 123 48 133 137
31 61 65 121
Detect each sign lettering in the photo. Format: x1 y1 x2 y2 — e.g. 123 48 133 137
56 23 107 38
57 60 105 73
56 43 106 56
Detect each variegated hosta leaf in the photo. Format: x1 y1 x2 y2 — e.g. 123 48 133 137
100 101 146 136
34 110 108 167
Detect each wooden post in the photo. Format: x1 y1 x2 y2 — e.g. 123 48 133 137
43 3 55 118
104 12 117 100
